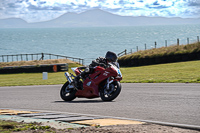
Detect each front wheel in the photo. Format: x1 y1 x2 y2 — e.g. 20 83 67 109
60 81 77 101
100 81 121 101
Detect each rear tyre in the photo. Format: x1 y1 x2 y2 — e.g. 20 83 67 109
60 81 77 101
100 81 121 101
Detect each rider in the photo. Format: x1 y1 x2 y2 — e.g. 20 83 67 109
74 51 118 89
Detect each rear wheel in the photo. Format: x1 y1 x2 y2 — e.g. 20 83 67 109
60 81 77 101
100 81 121 101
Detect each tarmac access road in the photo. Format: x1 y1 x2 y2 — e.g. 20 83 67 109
0 83 199 127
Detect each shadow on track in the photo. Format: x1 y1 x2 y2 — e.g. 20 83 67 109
53 100 114 103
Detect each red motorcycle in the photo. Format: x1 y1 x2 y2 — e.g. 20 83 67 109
60 62 122 101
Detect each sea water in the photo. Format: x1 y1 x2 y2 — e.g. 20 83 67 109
0 24 200 65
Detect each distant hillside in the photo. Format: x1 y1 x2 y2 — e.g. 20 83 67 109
0 9 200 28
0 18 29 28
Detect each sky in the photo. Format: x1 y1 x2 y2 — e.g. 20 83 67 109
0 0 200 23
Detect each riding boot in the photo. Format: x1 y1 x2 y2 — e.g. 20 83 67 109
74 70 89 89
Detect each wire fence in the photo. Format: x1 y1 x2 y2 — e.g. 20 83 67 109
118 36 200 57
0 53 84 65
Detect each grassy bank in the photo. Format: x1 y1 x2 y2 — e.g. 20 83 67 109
0 59 76 67
119 42 200 60
0 60 199 86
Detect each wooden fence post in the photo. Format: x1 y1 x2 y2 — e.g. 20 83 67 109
177 38 179 46
165 40 167 47
145 44 147 50
155 42 157 48
187 38 189 44
42 53 44 60
197 36 199 43
136 46 138 52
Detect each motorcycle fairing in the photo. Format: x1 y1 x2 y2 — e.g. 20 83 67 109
75 66 118 98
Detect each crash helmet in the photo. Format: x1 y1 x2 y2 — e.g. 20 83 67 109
105 51 117 62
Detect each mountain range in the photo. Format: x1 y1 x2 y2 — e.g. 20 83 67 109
0 9 200 28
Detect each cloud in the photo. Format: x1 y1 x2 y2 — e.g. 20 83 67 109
107 0 200 18
188 0 200 6
0 0 199 22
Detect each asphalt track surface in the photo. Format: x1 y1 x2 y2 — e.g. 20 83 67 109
0 83 199 127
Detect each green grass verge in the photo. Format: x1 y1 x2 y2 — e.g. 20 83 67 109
0 63 81 86
121 60 200 83
0 60 200 86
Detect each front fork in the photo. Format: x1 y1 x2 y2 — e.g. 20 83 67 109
106 77 114 89
65 72 73 83
104 77 115 95
64 72 78 90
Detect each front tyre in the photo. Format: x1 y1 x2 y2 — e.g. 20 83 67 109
60 81 77 101
100 81 121 101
